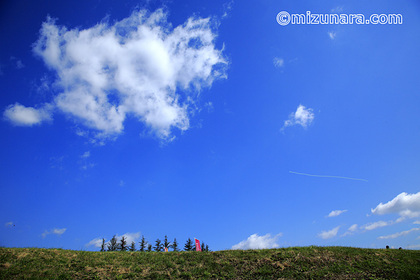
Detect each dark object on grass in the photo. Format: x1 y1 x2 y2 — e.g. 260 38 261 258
399 247 402 250
386 245 390 249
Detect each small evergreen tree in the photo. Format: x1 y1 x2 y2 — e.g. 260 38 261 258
119 236 127 251
201 241 205 252
147 244 152 252
184 238 194 251
100 238 106 252
107 235 118 251
139 235 147 252
129 241 136 251
171 238 179 252
163 235 170 251
154 238 163 252
205 244 209 252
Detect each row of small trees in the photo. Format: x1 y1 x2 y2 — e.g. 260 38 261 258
100 235 210 252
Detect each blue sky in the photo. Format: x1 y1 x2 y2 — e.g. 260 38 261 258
1 0 420 251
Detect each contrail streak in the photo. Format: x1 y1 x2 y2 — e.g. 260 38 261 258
289 171 368 182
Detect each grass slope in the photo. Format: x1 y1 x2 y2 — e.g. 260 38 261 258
1 246 419 279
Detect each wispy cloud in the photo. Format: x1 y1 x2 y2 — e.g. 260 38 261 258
86 238 103 248
42 228 67 238
289 171 368 182
282 105 314 130
12 9 227 141
232 233 282 250
81 151 90 159
328 31 337 40
222 0 234 19
318 226 340 239
328 210 348 218
10 56 25 69
378 228 420 240
342 224 358 237
273 57 284 68
362 221 391 231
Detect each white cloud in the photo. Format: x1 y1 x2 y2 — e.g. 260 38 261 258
328 31 336 40
331 6 344 13
328 210 347 218
414 221 420 225
87 232 141 248
222 0 234 19
362 221 391 231
231 233 282 250
371 192 420 219
3 103 52 126
348 224 358 232
378 228 420 240
81 151 90 158
341 224 358 237
318 226 340 239
273 57 284 68
282 104 314 130
10 56 25 69
25 9 227 140
42 227 67 238
86 238 103 248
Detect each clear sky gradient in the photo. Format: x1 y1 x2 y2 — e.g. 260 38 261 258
1 0 420 251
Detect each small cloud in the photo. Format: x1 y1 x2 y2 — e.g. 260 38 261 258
232 233 282 250
205 102 214 113
378 228 420 240
341 224 358 237
328 210 347 218
222 0 234 19
282 104 314 130
119 180 125 187
3 103 52 126
331 6 344 13
81 151 90 159
86 238 103 248
318 226 340 239
5 222 14 228
362 221 391 231
87 232 141 248
10 56 25 69
42 227 67 238
413 221 420 225
273 57 284 68
81 163 95 170
328 31 336 40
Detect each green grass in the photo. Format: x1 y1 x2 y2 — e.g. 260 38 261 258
1 246 419 279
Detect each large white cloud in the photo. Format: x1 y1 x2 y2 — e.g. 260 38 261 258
371 192 420 218
3 103 52 126
231 233 282 250
11 9 226 139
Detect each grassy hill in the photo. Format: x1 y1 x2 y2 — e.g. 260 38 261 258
1 246 419 279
